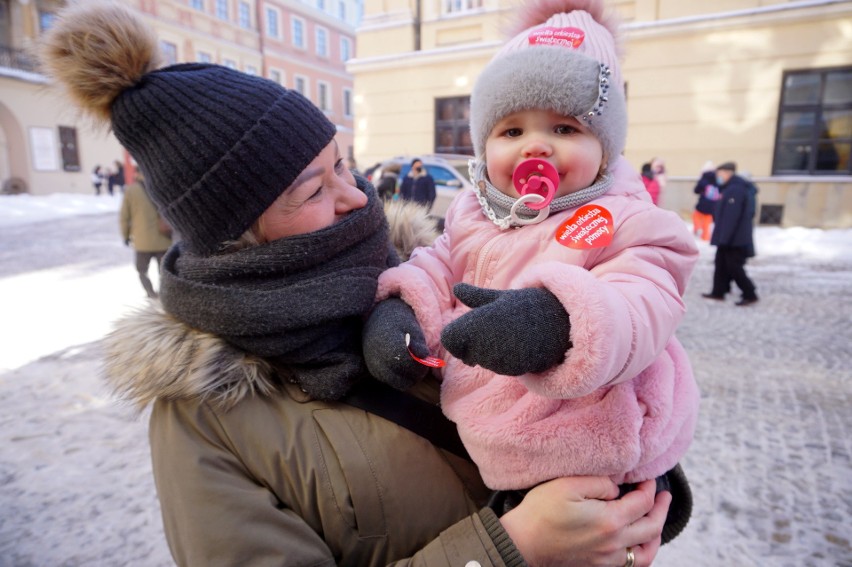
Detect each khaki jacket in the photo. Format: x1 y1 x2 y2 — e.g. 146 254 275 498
119 181 172 252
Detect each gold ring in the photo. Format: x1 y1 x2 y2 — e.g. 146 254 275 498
623 547 635 567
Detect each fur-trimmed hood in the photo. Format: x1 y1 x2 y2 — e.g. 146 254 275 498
102 200 440 410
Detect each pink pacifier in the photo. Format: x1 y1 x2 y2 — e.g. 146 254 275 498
512 159 559 211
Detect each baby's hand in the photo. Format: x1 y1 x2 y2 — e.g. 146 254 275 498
441 283 571 376
362 298 430 390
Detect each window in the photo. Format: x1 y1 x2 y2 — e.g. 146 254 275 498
216 0 229 21
773 67 852 175
269 69 283 84
317 0 326 10
316 27 328 57
59 126 81 172
443 0 482 14
197 51 212 63
340 37 351 62
318 81 331 112
190 0 204 10
343 88 353 118
292 17 305 48
245 65 258 75
223 58 237 69
266 7 280 38
161 41 178 65
294 75 309 98
338 1 346 20
238 2 251 28
434 96 473 155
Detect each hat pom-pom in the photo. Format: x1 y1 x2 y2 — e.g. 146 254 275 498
38 3 161 126
507 0 621 47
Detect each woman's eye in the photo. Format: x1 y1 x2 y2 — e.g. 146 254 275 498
555 124 578 135
334 158 346 174
307 185 324 201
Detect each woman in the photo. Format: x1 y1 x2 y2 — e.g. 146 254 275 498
400 158 436 211
41 4 670 566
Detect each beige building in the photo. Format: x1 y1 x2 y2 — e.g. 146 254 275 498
350 0 852 227
0 0 358 196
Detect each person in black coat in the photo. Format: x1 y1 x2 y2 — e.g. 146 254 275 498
108 160 125 195
702 162 759 306
399 158 436 211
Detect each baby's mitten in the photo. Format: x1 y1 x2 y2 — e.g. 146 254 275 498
362 298 430 390
441 283 572 376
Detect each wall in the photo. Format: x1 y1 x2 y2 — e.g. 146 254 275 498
351 0 852 227
0 74 124 196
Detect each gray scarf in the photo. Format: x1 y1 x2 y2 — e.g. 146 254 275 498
160 179 394 401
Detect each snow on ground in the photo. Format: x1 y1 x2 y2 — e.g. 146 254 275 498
0 193 850 566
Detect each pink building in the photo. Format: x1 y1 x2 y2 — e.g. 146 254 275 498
259 0 356 164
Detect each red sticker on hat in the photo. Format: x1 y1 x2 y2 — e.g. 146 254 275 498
528 27 585 49
555 204 613 249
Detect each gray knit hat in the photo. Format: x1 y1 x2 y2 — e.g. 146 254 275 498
39 3 335 255
470 0 626 163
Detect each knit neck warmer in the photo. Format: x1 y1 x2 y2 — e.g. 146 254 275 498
159 179 393 401
469 158 613 230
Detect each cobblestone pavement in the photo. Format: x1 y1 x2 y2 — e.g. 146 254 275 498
1 215 850 566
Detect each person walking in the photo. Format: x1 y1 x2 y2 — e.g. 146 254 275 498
640 162 660 205
692 161 719 241
108 159 125 195
91 165 104 195
42 4 672 566
400 157 436 211
702 161 759 306
119 170 172 299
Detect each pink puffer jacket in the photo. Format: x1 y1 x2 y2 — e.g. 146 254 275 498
377 157 700 489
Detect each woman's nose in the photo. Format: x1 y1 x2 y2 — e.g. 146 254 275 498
336 181 368 213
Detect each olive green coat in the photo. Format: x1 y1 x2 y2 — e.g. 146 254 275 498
119 181 172 252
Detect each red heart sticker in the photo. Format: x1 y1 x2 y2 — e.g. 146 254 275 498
554 204 614 249
528 27 585 49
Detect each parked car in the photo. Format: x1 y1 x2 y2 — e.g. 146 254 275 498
370 154 474 219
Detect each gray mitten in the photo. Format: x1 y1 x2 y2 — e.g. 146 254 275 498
441 283 572 376
363 298 430 390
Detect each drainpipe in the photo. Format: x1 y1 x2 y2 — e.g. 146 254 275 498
413 0 421 51
256 0 267 77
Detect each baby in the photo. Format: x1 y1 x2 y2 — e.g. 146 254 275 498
364 0 700 544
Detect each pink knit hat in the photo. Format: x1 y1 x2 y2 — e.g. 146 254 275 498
470 0 626 163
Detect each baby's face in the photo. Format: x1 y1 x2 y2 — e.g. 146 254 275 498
484 109 604 199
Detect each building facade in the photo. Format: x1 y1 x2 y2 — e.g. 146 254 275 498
0 0 359 196
350 0 852 228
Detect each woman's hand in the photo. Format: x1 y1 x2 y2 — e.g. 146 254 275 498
500 476 670 567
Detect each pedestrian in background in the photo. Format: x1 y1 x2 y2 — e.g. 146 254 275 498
400 157 436 211
376 161 400 201
651 156 667 198
703 161 759 306
42 4 672 566
640 161 660 205
108 159 125 195
91 165 104 196
119 170 172 299
692 160 719 241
